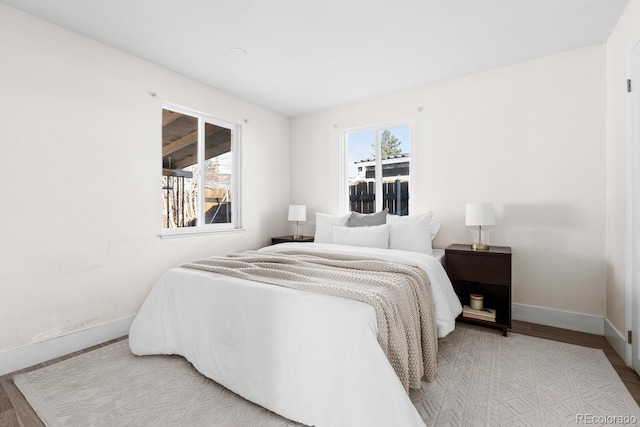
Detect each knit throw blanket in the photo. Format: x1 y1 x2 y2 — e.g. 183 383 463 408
182 250 438 390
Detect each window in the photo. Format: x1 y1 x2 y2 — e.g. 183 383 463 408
343 123 411 216
161 105 241 235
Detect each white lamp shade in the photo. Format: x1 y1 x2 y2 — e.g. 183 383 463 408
288 205 307 221
465 202 495 226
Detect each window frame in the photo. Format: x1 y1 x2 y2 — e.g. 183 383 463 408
340 119 414 215
160 102 243 238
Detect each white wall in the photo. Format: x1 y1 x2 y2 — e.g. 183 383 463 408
606 1 640 336
290 45 607 321
0 5 290 353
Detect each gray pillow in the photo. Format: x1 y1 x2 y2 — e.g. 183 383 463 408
347 208 388 227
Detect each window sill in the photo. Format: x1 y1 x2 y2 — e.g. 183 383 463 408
160 227 246 239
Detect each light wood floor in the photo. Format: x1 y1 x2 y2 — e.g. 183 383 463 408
1 322 639 426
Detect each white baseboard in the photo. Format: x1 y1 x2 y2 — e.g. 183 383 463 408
0 315 135 377
512 303 604 335
604 317 630 365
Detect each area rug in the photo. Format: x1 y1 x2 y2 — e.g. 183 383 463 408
13 325 640 426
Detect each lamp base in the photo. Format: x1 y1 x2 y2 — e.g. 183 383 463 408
472 243 490 251
292 235 304 240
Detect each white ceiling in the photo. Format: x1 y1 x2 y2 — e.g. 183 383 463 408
1 0 629 117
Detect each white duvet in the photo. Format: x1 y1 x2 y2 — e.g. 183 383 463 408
129 243 462 427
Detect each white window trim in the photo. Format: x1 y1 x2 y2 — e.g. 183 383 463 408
340 118 415 215
160 226 246 239
160 102 243 238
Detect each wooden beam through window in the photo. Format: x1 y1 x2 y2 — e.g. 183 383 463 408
162 130 198 157
172 141 231 170
162 110 182 126
162 127 228 158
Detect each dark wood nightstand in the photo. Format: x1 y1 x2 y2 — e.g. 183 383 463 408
271 236 315 245
445 244 512 336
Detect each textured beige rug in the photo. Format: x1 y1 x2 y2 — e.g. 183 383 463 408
13 325 640 426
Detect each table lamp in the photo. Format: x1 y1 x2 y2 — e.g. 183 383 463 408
465 202 495 250
288 205 307 239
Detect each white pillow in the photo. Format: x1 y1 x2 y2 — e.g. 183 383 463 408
386 212 434 254
314 212 351 243
332 224 390 249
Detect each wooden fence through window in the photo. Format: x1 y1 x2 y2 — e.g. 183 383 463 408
349 179 409 215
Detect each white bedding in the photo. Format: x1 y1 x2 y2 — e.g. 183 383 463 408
260 243 460 338
432 248 445 265
129 243 462 427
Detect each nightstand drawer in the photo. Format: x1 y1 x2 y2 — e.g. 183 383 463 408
446 252 510 286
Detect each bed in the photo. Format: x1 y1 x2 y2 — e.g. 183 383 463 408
129 214 462 427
